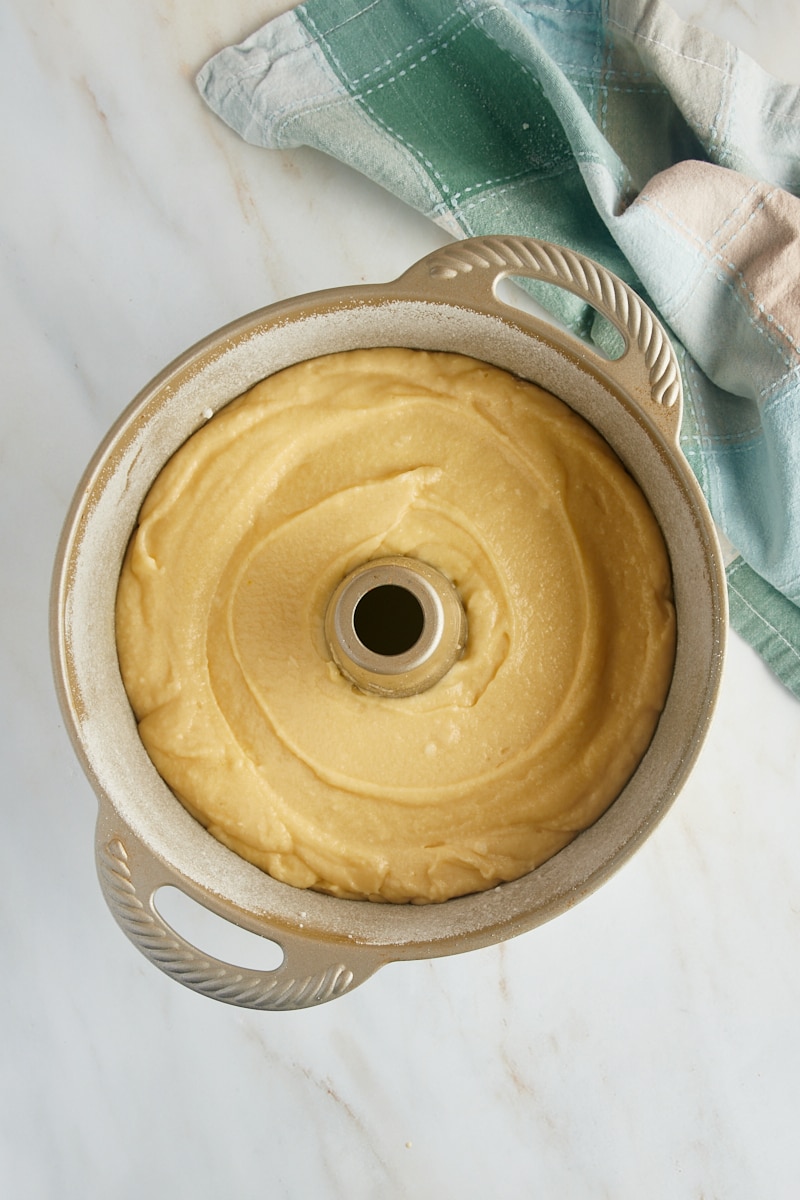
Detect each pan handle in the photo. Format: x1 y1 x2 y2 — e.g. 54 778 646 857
398 236 682 444
95 812 380 1010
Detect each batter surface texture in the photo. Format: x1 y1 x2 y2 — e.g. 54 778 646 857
116 348 676 902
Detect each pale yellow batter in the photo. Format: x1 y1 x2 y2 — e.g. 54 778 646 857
116 348 676 903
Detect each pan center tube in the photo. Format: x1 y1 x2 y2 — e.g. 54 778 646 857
324 556 468 697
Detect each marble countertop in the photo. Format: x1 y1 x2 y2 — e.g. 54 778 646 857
2 1 799 1197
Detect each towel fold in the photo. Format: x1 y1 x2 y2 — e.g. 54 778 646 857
197 0 800 697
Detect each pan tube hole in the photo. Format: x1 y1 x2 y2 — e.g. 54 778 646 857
325 556 467 697
353 584 425 657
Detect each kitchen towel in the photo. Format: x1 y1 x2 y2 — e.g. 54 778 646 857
197 0 800 698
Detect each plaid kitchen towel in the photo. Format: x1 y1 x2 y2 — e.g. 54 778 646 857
197 0 800 698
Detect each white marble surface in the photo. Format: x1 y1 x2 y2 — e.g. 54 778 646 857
2 1 800 1196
